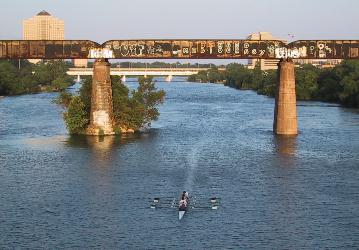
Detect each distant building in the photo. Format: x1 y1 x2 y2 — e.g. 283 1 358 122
23 11 64 64
23 10 64 40
22 10 87 66
246 32 286 71
72 59 88 68
293 59 342 68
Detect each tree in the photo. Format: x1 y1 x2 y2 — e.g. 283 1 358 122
336 60 359 107
295 64 320 100
63 96 89 134
60 75 166 135
316 70 342 102
54 91 73 108
130 76 165 129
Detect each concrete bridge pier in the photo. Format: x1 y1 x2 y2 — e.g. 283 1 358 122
86 59 115 135
273 59 298 135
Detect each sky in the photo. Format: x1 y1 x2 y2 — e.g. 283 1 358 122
1 0 359 64
1 0 359 42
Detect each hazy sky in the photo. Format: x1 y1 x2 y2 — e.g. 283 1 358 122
2 0 359 43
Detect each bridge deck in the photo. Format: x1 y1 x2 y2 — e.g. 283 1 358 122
67 67 225 76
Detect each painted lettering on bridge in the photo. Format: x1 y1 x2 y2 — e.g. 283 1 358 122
102 40 284 59
0 40 359 59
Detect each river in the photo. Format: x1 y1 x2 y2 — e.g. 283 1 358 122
0 78 359 249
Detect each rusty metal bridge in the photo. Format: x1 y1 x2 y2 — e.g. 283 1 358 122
1 39 359 60
1 38 359 136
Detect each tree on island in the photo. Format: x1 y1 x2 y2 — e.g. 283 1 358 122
57 76 165 135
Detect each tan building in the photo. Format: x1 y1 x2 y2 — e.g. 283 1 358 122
72 59 88 68
247 32 286 71
23 10 64 40
23 11 64 64
23 10 87 67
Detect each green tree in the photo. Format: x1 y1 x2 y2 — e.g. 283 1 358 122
33 60 73 91
316 70 341 102
111 76 133 129
223 63 252 89
63 96 89 134
60 75 165 135
257 70 277 97
54 91 73 108
335 60 359 107
295 64 320 100
130 76 165 129
79 76 93 116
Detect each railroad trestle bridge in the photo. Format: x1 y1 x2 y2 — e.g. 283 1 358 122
1 39 359 135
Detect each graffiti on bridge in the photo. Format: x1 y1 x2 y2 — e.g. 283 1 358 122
0 39 359 59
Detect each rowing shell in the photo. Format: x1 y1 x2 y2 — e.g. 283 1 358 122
178 210 185 220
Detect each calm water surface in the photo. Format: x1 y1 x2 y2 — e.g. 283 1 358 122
0 78 359 249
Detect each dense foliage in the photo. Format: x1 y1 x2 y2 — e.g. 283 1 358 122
0 60 73 96
57 76 165 134
188 60 359 108
63 96 89 135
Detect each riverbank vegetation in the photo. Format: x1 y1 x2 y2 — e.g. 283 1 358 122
0 60 73 96
56 76 165 135
187 60 359 108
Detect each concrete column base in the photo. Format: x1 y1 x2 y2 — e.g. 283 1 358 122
86 59 115 135
273 59 298 135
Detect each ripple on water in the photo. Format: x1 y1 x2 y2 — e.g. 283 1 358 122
0 79 359 249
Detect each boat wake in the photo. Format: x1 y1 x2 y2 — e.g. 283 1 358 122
184 139 207 192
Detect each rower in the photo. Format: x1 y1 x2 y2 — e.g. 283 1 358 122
182 191 188 200
179 199 187 207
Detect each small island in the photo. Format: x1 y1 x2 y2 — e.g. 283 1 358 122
55 75 165 135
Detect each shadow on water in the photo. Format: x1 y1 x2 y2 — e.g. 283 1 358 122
63 133 154 168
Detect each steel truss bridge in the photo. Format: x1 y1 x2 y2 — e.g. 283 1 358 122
1 40 359 60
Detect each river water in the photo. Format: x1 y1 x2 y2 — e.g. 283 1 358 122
0 78 359 249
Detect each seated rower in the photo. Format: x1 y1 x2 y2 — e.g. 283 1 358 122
181 191 189 200
179 199 187 207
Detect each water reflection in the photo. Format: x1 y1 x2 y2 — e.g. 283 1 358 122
65 134 142 168
273 135 297 157
65 134 142 148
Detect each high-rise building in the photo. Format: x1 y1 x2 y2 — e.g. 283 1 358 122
22 11 87 67
23 11 64 64
247 32 286 71
23 10 64 40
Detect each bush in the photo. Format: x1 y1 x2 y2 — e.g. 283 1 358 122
63 96 89 134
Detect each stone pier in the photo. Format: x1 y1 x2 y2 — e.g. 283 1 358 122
86 59 115 135
273 59 298 135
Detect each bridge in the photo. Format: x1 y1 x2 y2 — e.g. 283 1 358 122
2 39 359 136
67 67 221 76
67 67 219 82
1 40 359 59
